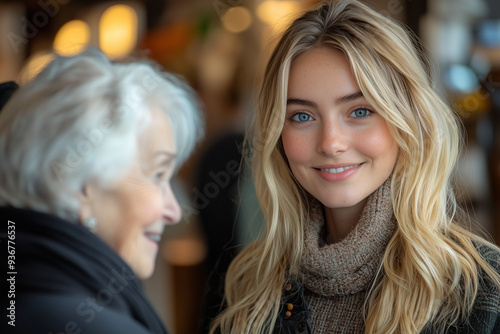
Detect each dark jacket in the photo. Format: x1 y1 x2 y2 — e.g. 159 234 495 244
0 81 18 110
202 243 499 334
275 244 500 334
0 206 167 334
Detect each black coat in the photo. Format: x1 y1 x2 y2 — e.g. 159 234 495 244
0 206 168 334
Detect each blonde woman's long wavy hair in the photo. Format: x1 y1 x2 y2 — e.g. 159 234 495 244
210 1 500 333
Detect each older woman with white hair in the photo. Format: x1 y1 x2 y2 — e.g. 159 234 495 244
0 51 202 334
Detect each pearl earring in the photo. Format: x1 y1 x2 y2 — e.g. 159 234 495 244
83 217 97 232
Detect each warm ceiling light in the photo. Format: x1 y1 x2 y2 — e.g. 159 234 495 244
53 20 90 56
99 4 138 59
222 6 252 33
257 1 301 32
19 51 55 84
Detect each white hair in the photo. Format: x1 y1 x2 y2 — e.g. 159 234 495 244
0 50 203 222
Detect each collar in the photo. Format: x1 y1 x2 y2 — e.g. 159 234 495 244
299 178 397 296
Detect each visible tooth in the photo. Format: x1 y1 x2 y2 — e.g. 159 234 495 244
146 234 161 242
321 164 359 174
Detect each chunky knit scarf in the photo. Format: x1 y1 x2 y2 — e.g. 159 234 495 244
300 178 397 333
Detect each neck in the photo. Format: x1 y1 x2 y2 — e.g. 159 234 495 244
324 198 368 243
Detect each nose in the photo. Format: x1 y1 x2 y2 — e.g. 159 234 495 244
162 185 182 224
318 121 348 156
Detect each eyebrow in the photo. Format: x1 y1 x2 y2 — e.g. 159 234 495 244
154 152 176 166
286 91 364 107
286 98 317 108
335 91 364 105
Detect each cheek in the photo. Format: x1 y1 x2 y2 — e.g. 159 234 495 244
126 186 163 223
281 130 313 165
114 185 163 249
115 188 162 267
359 122 398 162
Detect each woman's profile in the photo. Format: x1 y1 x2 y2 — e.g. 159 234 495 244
0 50 202 333
210 1 500 333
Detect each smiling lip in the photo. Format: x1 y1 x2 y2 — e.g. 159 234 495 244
315 163 363 182
144 231 162 247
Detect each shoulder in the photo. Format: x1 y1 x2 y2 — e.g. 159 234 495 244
472 241 500 288
13 293 157 334
422 242 500 333
475 241 500 271
467 241 500 333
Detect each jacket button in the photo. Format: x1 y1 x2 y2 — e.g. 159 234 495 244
285 311 292 317
285 283 292 291
287 303 293 311
297 321 307 332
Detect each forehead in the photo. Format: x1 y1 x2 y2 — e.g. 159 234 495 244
138 107 175 156
288 46 360 99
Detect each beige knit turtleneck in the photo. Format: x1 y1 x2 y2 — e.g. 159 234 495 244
300 178 396 333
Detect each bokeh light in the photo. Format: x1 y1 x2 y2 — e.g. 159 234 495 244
257 0 302 33
19 51 55 84
222 6 252 34
53 20 90 56
99 4 138 59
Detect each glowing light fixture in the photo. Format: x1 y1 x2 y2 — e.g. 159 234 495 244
222 6 252 33
19 51 55 84
257 1 301 32
53 20 90 56
99 4 138 59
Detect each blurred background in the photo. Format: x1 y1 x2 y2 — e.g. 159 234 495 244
1 0 500 333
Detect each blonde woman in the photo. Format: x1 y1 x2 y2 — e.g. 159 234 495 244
209 1 500 333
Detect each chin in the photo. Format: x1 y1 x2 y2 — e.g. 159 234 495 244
319 195 365 210
133 262 156 280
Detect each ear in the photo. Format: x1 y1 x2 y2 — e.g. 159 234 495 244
78 183 95 223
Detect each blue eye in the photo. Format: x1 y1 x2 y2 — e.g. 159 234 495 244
291 113 313 122
350 108 372 118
